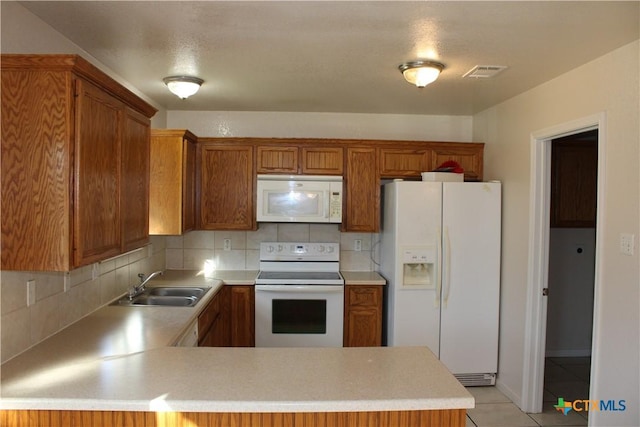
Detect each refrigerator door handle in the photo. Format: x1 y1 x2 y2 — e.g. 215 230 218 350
443 226 452 307
435 227 442 307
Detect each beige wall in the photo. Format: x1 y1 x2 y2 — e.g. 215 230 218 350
473 40 639 425
0 1 167 127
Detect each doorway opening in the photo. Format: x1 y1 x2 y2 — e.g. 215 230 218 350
522 113 605 414
543 130 597 413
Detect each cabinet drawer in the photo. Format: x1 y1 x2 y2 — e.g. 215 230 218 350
346 286 382 307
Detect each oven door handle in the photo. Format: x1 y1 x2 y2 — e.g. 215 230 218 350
255 285 344 293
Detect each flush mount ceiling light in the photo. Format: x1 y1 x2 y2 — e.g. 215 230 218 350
163 76 204 99
398 61 445 88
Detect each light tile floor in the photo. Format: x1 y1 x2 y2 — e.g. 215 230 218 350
466 357 591 427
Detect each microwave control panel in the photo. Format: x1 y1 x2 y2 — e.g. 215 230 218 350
328 181 343 222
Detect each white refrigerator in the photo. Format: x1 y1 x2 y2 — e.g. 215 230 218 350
380 180 501 386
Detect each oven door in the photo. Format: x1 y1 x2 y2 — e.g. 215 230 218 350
255 284 344 347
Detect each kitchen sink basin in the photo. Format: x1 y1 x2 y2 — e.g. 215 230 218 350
110 286 210 307
131 295 198 307
146 287 208 298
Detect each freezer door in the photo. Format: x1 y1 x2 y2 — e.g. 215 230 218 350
439 182 501 375
383 181 442 353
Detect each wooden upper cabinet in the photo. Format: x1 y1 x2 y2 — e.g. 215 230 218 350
74 81 123 266
344 147 379 232
256 146 298 173
551 136 598 228
149 129 197 235
121 108 150 252
301 146 343 175
198 142 255 230
0 54 156 271
379 148 431 177
256 143 343 175
430 143 484 181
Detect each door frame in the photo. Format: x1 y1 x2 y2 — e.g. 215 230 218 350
521 112 606 413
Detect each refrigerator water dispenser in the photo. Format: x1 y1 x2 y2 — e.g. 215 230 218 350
401 248 435 289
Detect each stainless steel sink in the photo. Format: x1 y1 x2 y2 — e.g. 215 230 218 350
146 287 208 298
131 295 198 307
110 286 210 307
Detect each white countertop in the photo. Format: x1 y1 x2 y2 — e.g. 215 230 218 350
0 270 472 413
341 271 387 285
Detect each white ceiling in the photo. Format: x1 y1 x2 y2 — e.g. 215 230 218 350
17 1 640 115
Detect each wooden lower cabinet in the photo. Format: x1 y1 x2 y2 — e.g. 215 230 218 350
229 285 255 347
199 285 254 347
0 409 467 427
343 285 383 347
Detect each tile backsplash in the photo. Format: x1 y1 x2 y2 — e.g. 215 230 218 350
166 223 380 272
1 225 379 363
0 237 166 363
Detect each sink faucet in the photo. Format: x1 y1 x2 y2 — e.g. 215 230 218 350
128 270 164 299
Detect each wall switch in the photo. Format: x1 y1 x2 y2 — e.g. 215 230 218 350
64 273 71 292
354 239 362 252
147 243 154 258
620 233 635 256
223 238 232 251
27 280 36 306
91 263 99 280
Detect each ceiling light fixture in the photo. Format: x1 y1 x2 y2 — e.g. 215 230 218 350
163 75 204 99
398 61 445 88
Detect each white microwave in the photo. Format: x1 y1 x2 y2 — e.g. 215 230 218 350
256 175 343 223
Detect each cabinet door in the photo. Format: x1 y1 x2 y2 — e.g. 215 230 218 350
199 144 255 230
551 139 597 227
344 148 379 232
379 148 430 178
230 286 255 347
183 136 197 232
74 79 122 266
301 147 344 175
343 285 383 347
149 130 197 235
256 146 298 173
1 69 72 271
431 145 483 181
121 107 150 252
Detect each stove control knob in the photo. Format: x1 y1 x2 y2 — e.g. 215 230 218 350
266 245 275 253
277 244 284 252
317 245 325 253
327 246 335 253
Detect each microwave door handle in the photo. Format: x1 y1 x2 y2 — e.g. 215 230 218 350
325 190 330 219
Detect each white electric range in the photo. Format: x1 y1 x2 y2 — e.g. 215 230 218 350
254 242 344 347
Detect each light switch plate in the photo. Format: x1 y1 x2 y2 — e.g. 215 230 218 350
620 233 635 256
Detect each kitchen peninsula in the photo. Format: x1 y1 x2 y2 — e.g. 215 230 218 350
0 271 473 427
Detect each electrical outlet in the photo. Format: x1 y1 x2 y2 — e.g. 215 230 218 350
620 233 635 256
223 238 232 251
64 272 71 292
91 263 99 280
27 280 36 306
354 239 362 252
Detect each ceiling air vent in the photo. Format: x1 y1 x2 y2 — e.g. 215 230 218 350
463 65 508 79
